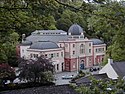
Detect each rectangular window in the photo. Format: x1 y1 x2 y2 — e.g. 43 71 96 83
89 49 91 53
61 52 63 57
73 51 75 55
73 44 75 48
57 64 59 70
65 44 68 47
89 43 91 46
81 49 84 54
60 44 62 47
30 54 33 58
57 53 59 57
51 54 54 58
96 49 98 52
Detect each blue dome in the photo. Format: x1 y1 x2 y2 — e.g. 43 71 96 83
90 39 104 45
21 41 32 46
68 24 83 35
30 41 59 49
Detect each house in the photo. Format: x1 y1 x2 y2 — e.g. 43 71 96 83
99 58 125 79
18 24 106 72
72 73 108 86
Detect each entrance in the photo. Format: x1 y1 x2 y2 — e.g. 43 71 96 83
80 60 84 70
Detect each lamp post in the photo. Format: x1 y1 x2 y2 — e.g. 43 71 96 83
77 56 79 74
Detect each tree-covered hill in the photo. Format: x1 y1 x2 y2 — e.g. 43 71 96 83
0 0 125 66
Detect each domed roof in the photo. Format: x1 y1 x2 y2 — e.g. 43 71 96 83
90 39 104 45
21 41 32 46
30 41 59 49
68 24 84 35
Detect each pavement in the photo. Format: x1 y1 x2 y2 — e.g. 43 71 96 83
54 71 78 85
13 66 100 85
54 66 101 85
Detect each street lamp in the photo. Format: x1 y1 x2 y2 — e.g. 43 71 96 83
77 56 79 74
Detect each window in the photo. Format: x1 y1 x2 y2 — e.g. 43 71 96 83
60 44 62 47
61 52 63 57
102 48 104 51
96 49 98 52
73 44 75 48
73 51 75 55
80 44 85 54
62 63 64 71
81 49 84 54
51 54 54 58
65 44 68 47
89 49 91 53
57 64 59 70
45 54 47 57
57 53 59 57
89 43 91 46
22 49 24 53
30 54 33 58
73 62 75 68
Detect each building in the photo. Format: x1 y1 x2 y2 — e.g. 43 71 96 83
19 24 106 72
73 73 108 86
99 58 125 79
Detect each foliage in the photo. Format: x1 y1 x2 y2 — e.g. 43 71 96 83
74 77 125 94
72 70 85 82
18 55 54 83
0 0 125 66
0 63 16 85
0 32 19 66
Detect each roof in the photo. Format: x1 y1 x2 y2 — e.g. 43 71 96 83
90 38 104 45
0 85 79 94
75 73 108 85
68 24 84 35
30 41 59 50
111 61 125 78
26 35 68 43
32 30 67 35
21 41 32 46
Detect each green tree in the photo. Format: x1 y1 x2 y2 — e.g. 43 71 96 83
0 32 19 66
74 77 125 94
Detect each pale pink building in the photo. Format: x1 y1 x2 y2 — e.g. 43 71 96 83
19 24 106 72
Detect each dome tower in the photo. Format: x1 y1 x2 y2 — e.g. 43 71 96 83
68 24 84 36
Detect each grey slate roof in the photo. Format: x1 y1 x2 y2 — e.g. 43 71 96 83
75 73 108 85
32 30 67 35
68 24 84 35
111 61 125 78
90 38 104 45
26 35 68 43
21 41 32 46
30 41 59 50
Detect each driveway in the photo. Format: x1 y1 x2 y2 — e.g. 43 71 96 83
54 71 78 85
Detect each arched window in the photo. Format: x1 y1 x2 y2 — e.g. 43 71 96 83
80 44 85 54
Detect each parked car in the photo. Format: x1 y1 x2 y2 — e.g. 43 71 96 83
62 75 74 79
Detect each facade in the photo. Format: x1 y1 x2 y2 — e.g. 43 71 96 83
19 24 106 72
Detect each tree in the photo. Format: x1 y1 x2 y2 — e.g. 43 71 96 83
18 55 54 83
0 32 19 66
56 9 87 32
73 77 125 94
87 1 125 61
0 63 16 85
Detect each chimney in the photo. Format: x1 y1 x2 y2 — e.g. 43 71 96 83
22 34 26 42
108 58 113 64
